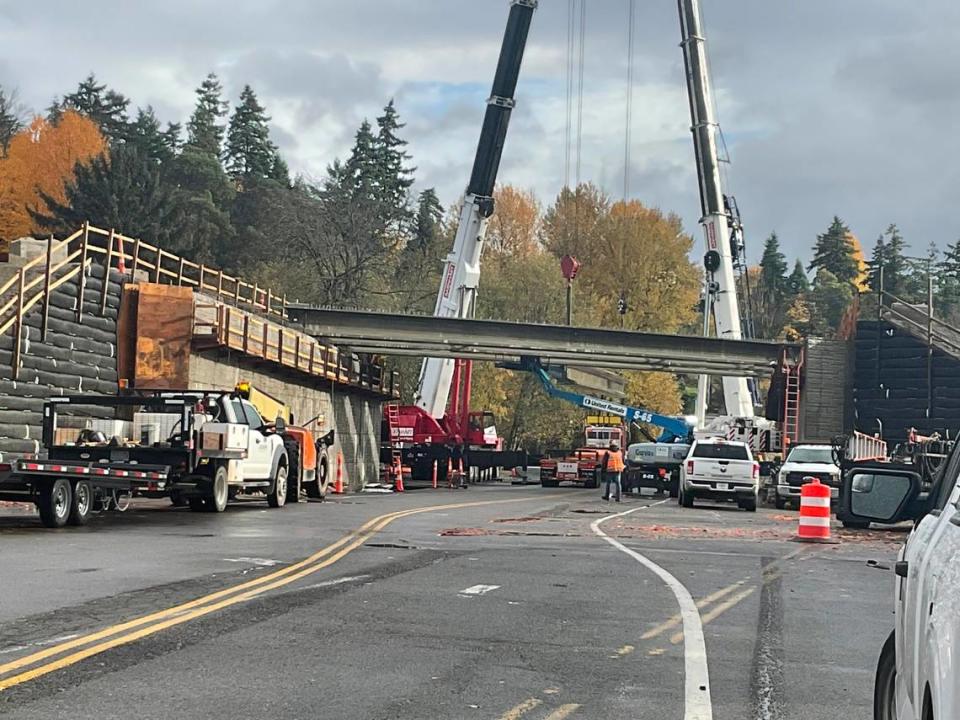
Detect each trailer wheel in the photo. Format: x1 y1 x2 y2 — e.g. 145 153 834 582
206 466 229 513
38 478 72 529
68 480 93 526
267 464 288 508
583 470 599 489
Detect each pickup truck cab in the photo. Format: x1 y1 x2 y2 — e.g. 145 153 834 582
678 437 759 511
775 443 841 509
840 445 960 719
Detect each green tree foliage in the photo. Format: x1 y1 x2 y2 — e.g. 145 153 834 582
58 74 131 142
224 85 277 182
786 259 809 296
809 216 859 284
128 106 181 163
373 100 415 228
755 232 788 338
808 268 854 335
937 238 960 321
186 74 228 156
0 86 27 156
32 143 172 247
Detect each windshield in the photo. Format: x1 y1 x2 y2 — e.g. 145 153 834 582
786 447 835 464
692 443 750 460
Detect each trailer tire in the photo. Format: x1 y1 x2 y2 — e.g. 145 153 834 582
206 466 229 513
267 463 288 508
38 478 72 528
541 478 559 488
68 480 93 526
583 470 599 489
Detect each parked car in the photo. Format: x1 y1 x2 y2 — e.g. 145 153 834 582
678 438 759 511
774 443 840 509
840 445 960 719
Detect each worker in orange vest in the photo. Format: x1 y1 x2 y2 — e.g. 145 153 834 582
601 440 625 502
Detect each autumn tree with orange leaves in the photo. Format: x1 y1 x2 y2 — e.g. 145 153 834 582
0 110 105 241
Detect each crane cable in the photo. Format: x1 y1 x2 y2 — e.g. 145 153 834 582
575 0 586 189
564 0 575 189
623 0 636 201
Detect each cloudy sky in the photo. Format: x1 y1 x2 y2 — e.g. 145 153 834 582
1 0 957 266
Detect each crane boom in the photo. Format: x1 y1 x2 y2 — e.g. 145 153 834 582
416 0 537 419
677 0 754 422
524 359 694 442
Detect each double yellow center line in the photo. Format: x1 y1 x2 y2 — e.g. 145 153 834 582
0 495 557 692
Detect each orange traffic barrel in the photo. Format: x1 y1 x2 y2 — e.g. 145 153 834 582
797 477 832 542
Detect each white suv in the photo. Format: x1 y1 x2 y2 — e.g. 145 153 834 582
841 452 960 719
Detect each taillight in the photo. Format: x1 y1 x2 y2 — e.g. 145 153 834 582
686 460 694 474
752 462 759 479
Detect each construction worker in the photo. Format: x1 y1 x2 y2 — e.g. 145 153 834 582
601 440 625 502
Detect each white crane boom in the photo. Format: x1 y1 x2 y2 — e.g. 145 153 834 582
677 0 754 422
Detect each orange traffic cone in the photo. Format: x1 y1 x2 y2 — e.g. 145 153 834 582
394 458 404 492
432 459 438 489
332 452 344 494
447 457 454 488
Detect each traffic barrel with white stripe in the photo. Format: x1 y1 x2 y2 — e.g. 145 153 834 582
797 477 832 542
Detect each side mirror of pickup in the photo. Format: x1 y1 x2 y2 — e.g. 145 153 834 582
274 416 286 433
839 468 921 524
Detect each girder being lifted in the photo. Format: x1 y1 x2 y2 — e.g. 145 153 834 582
285 307 796 377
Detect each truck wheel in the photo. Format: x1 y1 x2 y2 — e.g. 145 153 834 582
68 480 93 526
842 519 870 530
668 483 679 499
206 466 229 513
188 498 206 512
583 471 599 489
169 491 188 507
38 478 72 528
267 464 288 508
541 478 559 488
680 485 694 508
284 438 302 503
306 454 329 500
740 497 758 512
774 494 787 510
873 631 897 720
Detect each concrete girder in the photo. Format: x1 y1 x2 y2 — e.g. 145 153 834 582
286 307 796 377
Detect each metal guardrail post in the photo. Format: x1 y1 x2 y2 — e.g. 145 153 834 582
40 235 54 341
100 229 114 316
12 268 25 380
76 222 89 324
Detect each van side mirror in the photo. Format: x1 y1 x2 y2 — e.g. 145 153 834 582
844 469 919 523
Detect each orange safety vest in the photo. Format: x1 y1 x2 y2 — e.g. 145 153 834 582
606 450 625 472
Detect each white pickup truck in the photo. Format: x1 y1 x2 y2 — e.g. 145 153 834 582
678 437 759 512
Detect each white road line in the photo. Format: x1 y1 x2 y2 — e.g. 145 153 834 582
222 557 282 567
302 574 370 590
591 500 713 720
458 584 501 596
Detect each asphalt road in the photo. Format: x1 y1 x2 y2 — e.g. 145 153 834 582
0 484 903 719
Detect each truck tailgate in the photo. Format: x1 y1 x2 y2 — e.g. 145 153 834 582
689 459 753 483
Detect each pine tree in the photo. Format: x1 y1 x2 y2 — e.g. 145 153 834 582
186 74 228 156
59 74 130 142
754 233 789 338
269 154 290 186
786 259 809 296
867 233 887 293
128 107 180 163
809 216 859 284
413 188 443 251
0 86 26 156
32 143 173 246
224 85 276 181
808 268 854 336
759 232 788 297
938 238 960 318
373 100 415 225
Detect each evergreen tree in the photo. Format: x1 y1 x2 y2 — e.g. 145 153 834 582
224 85 276 181
758 232 788 294
808 268 854 336
809 216 859 284
413 188 443 251
340 120 378 199
59 74 130 142
867 233 888 293
32 143 173 247
165 146 237 262
938 238 960 318
373 100 415 225
186 73 228 156
0 86 26 156
877 224 909 296
269 153 290 186
786 259 809 296
128 107 180 163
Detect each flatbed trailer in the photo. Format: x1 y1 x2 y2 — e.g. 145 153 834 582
0 391 288 528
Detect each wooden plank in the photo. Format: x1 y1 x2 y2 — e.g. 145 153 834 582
76 222 89 323
134 284 194 390
11 269 24 380
40 235 54 340
100 228 114 315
